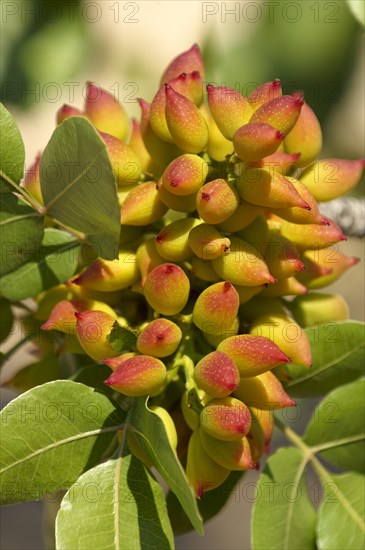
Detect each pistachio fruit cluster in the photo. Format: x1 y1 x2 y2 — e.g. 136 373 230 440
27 45 363 498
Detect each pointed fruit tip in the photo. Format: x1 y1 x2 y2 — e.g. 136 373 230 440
137 98 150 112
86 82 99 100
320 216 331 225
292 91 304 106
103 358 115 367
61 104 73 113
41 321 54 331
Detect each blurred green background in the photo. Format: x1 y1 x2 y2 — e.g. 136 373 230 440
1 0 364 159
1 1 364 549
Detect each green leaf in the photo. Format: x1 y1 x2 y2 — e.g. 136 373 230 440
4 354 62 392
0 380 125 504
167 471 243 535
130 398 203 534
108 321 138 354
0 193 43 276
285 322 365 397
346 0 365 26
317 472 365 549
56 455 174 550
252 447 317 550
303 379 365 473
40 117 120 260
0 227 80 300
0 298 13 343
0 103 25 191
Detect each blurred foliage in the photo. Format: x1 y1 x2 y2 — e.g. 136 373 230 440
0 0 88 107
346 0 365 27
1 0 362 125
203 0 361 126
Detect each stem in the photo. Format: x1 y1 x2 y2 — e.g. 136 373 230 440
176 313 193 325
275 417 312 456
0 333 34 367
181 354 204 415
275 417 333 485
0 171 44 214
52 218 86 241
1 171 86 242
165 363 181 385
117 422 128 457
13 301 35 314
182 353 196 391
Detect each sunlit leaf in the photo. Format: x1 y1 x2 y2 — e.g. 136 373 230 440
56 455 174 550
40 117 120 260
0 380 125 504
317 472 365 549
304 379 365 473
286 322 365 397
252 447 316 550
0 103 25 191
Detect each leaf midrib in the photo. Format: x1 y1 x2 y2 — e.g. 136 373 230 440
283 455 308 550
113 432 127 550
327 480 365 533
311 433 365 453
275 419 365 541
0 425 122 476
0 212 41 226
44 149 104 212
